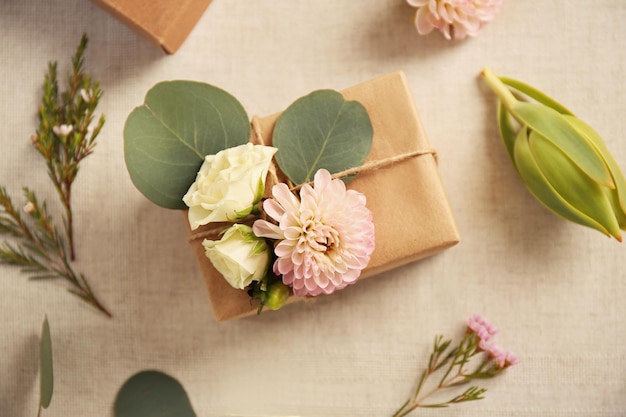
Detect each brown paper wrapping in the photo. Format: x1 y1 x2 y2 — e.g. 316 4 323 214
187 71 460 321
92 0 212 54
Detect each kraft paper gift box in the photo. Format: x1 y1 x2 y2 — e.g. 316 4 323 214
92 0 212 53
187 71 460 321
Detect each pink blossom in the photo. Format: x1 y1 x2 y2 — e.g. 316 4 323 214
482 342 518 368
468 314 498 342
406 0 503 40
253 169 375 297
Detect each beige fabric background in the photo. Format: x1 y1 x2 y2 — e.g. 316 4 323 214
1 0 625 416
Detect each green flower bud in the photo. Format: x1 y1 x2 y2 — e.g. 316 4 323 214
263 281 290 311
481 67 626 241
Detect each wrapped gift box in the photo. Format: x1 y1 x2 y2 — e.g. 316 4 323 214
92 0 212 53
187 71 460 321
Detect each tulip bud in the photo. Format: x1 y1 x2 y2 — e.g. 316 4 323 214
481 67 626 241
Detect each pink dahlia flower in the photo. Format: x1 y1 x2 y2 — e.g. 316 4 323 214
406 0 503 40
253 169 375 297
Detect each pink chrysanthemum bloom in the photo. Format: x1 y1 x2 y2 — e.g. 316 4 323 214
253 169 375 297
406 0 503 40
468 314 499 342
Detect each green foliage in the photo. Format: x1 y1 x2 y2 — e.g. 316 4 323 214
33 33 105 260
0 188 111 316
513 102 612 187
392 329 511 416
124 81 250 209
123 83 374 208
39 316 54 411
0 34 110 317
482 67 626 241
273 89 373 185
114 371 197 417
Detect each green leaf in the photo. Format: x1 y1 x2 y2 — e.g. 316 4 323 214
273 89 373 185
528 130 621 240
563 115 626 217
497 101 517 163
499 76 574 115
512 102 614 188
124 81 250 209
512 126 612 237
39 316 53 409
114 370 197 417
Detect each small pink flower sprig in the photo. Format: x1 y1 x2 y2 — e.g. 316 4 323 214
392 315 517 416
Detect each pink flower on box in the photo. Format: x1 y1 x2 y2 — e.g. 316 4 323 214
254 169 375 297
407 0 503 40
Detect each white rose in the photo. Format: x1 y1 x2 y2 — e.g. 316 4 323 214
203 224 270 289
183 143 277 230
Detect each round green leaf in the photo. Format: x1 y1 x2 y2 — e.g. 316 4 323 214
114 370 197 417
273 89 373 185
124 81 250 209
39 316 53 409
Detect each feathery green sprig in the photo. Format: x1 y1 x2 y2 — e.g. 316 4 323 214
32 33 105 260
0 187 111 317
0 34 110 317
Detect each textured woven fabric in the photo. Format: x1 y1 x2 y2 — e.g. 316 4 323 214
1 0 625 416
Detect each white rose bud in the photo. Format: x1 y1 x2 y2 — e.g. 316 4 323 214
183 143 277 230
203 224 270 289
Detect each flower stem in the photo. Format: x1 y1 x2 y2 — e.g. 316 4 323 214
392 332 493 416
480 67 518 111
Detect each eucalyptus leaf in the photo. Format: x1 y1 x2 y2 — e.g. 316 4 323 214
273 89 373 185
39 316 53 409
124 81 250 209
114 370 197 417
